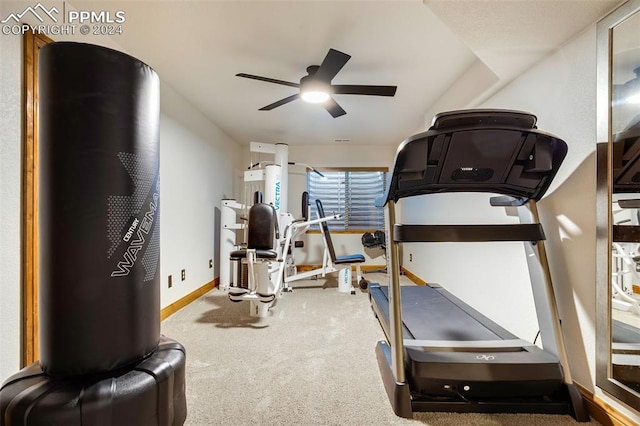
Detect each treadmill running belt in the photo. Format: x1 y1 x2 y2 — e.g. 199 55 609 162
378 285 517 341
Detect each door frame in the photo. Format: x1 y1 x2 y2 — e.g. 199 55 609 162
22 30 53 366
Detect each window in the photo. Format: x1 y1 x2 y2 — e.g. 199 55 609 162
307 169 387 231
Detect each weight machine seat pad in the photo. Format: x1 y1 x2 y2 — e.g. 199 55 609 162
230 249 278 260
334 254 366 264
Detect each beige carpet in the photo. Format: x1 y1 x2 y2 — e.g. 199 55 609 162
161 273 598 426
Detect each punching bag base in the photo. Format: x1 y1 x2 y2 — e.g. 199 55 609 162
0 336 186 426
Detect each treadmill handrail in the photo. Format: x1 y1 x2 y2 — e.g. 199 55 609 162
404 338 536 352
394 224 545 243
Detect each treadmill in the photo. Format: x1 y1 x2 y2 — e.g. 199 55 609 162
369 109 589 421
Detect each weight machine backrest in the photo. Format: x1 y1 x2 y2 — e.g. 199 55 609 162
247 203 278 250
315 199 338 263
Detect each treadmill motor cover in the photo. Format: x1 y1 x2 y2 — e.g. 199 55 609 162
372 284 564 399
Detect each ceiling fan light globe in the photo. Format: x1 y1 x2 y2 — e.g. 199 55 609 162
301 91 330 103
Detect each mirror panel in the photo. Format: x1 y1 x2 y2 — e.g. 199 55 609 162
596 0 640 410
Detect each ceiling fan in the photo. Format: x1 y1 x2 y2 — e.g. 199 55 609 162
236 48 397 118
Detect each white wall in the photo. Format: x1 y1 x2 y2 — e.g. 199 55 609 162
159 82 241 307
400 22 640 421
478 25 598 395
0 25 23 387
0 27 242 384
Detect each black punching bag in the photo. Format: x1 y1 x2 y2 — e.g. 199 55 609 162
39 42 161 376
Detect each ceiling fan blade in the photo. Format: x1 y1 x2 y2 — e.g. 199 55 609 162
323 97 346 118
314 49 351 82
259 93 300 111
332 85 397 97
236 73 299 88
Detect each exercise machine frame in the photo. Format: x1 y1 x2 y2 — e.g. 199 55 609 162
280 199 367 293
371 109 589 420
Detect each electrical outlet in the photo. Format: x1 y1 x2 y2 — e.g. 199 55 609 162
181 269 186 281
409 253 413 262
209 259 213 269
168 275 172 288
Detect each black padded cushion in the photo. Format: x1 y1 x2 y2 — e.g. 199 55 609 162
248 203 276 250
229 203 278 261
335 254 365 264
0 336 186 426
230 249 278 260
302 191 309 221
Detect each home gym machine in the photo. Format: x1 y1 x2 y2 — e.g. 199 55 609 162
220 142 364 317
220 142 290 317
369 109 589 421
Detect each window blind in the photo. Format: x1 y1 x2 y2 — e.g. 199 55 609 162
307 170 386 230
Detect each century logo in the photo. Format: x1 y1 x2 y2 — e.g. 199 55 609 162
111 182 159 278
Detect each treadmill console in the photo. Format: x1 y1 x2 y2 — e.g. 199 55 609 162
382 109 567 205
